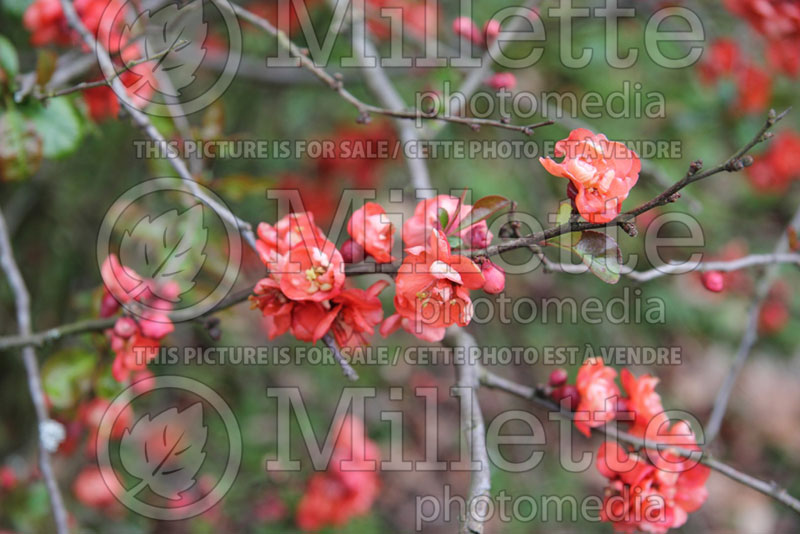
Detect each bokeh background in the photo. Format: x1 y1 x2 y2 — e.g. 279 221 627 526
1 0 799 532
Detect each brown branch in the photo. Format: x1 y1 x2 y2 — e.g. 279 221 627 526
705 204 800 443
0 287 254 352
228 2 552 136
0 209 69 534
322 333 359 381
478 368 800 516
56 0 257 253
542 252 800 281
479 108 791 257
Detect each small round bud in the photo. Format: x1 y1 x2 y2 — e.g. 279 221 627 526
701 271 725 293
113 317 137 338
483 19 501 43
551 385 580 411
548 368 568 388
340 239 366 263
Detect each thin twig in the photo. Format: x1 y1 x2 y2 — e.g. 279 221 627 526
40 40 188 100
0 210 69 534
542 252 800 282
422 0 544 140
478 109 791 258
0 287 254 352
229 2 552 136
56 0 257 253
444 328 491 534
322 333 359 381
705 204 800 443
478 368 800 515
344 1 431 192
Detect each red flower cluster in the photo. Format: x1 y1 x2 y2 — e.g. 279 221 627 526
23 0 121 47
698 38 773 114
99 255 175 382
540 129 641 223
24 0 156 121
550 359 710 533
725 0 800 77
254 195 506 347
252 212 388 349
296 416 380 531
747 129 800 191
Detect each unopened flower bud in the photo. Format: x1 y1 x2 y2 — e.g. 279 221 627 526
551 385 580 411
483 19 501 43
548 368 568 388
452 16 482 45
340 239 366 263
480 261 505 294
701 271 725 293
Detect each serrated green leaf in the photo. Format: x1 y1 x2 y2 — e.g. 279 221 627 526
548 230 622 284
458 195 511 231
42 349 97 409
25 97 85 158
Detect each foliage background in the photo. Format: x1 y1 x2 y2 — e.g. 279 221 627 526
1 0 799 532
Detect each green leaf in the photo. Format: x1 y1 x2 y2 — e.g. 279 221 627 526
24 97 85 158
0 108 43 181
1 0 33 17
447 235 463 250
555 201 580 247
549 231 623 284
555 201 572 226
458 195 511 231
42 348 97 409
95 364 126 399
0 35 19 81
437 207 449 230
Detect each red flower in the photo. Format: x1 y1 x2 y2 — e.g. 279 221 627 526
724 0 800 39
620 369 665 437
697 38 741 84
735 64 772 114
596 419 709 534
540 129 640 223
383 229 483 342
73 465 121 509
296 416 380 531
452 16 482 45
347 202 395 263
24 0 125 47
277 237 344 302
329 281 389 350
366 0 439 41
747 129 800 191
574 357 619 437
252 277 295 339
768 36 800 76
98 255 174 382
255 213 328 270
109 313 173 382
486 72 517 90
402 194 493 250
